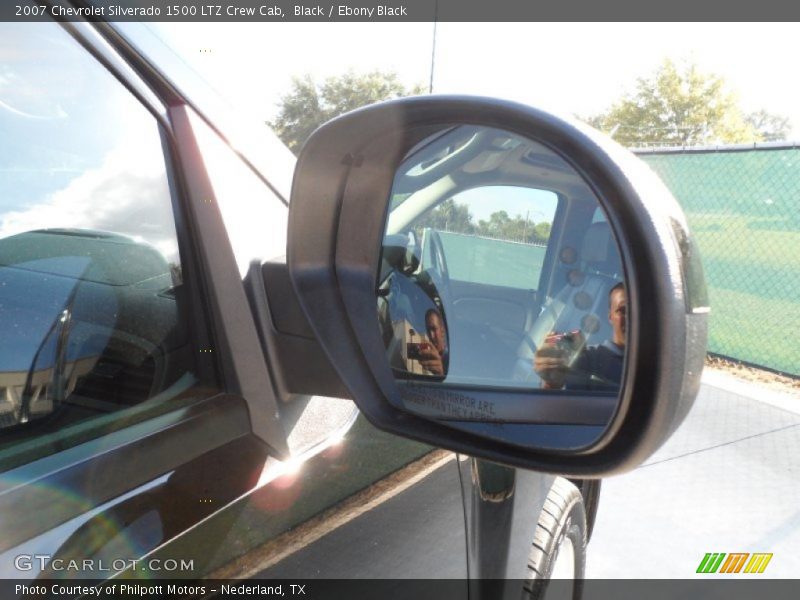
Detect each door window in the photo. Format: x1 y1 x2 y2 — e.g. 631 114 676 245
0 21 213 471
415 185 559 290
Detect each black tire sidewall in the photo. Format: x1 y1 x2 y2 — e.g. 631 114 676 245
526 479 587 600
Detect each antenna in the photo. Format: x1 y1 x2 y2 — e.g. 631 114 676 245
429 0 438 94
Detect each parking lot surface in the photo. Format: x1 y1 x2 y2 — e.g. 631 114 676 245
587 371 800 577
248 371 800 580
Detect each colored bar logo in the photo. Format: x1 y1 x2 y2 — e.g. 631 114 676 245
697 553 773 574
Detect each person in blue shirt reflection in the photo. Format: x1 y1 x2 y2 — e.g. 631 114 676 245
534 283 626 391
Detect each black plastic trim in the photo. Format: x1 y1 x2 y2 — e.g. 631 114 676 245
244 259 350 401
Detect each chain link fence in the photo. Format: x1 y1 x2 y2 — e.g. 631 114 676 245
635 145 800 377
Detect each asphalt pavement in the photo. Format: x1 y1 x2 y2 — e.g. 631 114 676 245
255 370 800 579
586 370 800 578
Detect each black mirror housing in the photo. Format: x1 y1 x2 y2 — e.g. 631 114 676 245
285 95 708 477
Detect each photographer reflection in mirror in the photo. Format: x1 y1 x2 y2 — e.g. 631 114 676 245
402 308 449 377
379 250 451 380
421 309 449 376
534 282 626 391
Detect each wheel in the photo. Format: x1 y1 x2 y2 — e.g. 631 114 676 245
524 477 587 600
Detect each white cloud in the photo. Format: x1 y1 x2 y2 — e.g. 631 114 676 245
0 115 179 264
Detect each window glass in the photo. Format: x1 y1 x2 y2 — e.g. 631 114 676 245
592 206 608 223
0 22 207 471
188 111 289 277
413 186 558 290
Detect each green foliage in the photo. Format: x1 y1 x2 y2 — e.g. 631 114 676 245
415 201 550 245
415 199 475 234
269 71 425 154
477 210 550 244
744 109 792 142
587 59 785 147
477 210 512 238
534 221 551 241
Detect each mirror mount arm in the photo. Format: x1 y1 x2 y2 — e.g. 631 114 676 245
244 259 351 402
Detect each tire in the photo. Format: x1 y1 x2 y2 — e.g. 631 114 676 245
524 477 587 600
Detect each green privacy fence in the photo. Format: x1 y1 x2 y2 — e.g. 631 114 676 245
439 232 547 289
636 145 800 376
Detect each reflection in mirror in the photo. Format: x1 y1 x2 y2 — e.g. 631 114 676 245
376 126 627 448
385 275 448 378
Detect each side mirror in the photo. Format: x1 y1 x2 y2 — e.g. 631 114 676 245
285 96 708 476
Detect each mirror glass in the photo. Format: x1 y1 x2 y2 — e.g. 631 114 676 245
376 126 627 449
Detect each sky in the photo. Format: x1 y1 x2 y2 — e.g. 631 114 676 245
0 22 180 261
154 22 800 138
5 20 797 261
449 186 558 224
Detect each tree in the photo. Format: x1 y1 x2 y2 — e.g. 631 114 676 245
533 222 551 242
414 200 552 245
474 211 551 244
270 71 425 154
477 210 514 239
587 59 769 147
415 199 475 236
745 109 792 142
